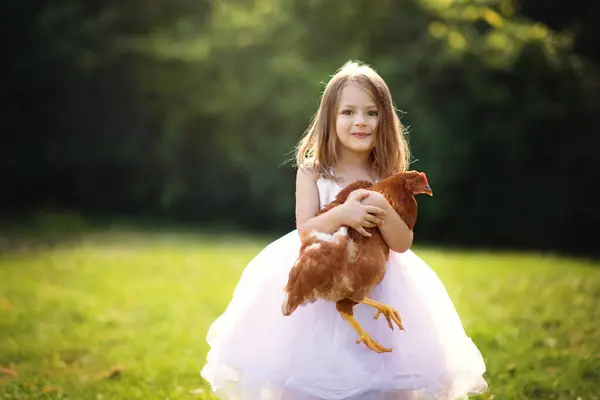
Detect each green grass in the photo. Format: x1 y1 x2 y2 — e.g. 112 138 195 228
0 228 599 399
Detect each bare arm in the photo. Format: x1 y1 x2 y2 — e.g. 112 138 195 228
362 193 414 253
295 167 346 236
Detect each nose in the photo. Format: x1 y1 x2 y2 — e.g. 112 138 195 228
354 113 366 126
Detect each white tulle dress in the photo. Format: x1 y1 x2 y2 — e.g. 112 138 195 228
201 176 488 400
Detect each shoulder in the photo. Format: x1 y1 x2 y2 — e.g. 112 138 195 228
296 165 319 185
295 166 321 225
295 166 320 205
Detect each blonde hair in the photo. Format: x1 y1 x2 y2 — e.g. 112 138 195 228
295 60 410 181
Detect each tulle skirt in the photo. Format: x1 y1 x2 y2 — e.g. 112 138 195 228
201 230 487 400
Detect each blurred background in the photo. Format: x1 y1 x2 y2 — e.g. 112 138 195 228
3 0 599 258
2 1 600 398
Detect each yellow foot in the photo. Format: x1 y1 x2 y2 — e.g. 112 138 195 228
355 332 392 353
360 298 404 331
339 311 392 353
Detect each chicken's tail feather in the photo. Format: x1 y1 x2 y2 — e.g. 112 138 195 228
282 263 305 315
281 291 297 316
282 267 311 316
282 226 349 316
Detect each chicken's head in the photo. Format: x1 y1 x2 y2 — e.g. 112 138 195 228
404 171 433 197
373 170 432 230
374 170 433 199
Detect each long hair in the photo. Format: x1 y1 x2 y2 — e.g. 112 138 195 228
295 60 410 181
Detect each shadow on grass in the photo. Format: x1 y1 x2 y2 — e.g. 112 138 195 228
0 211 91 254
0 211 281 255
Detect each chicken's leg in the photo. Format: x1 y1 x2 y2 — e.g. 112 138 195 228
360 298 404 331
338 310 392 353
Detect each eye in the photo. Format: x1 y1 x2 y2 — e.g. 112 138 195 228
341 110 353 115
368 110 379 117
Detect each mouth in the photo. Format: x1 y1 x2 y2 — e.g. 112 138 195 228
352 132 371 139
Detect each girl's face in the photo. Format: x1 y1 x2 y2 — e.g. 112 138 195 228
334 82 379 158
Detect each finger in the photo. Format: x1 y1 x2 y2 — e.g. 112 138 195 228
363 221 377 228
365 205 386 216
365 215 384 226
357 227 372 237
362 217 374 225
351 189 370 201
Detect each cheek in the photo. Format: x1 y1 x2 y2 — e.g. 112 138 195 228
370 116 379 128
336 116 351 130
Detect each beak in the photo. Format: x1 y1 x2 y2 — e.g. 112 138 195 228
423 184 433 196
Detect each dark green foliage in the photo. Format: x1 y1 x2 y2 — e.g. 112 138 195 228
3 0 599 256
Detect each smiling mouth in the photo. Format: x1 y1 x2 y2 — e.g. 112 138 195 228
352 133 371 138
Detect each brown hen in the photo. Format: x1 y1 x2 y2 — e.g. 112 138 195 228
282 171 432 353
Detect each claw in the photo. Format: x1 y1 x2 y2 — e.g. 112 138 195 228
356 334 392 353
361 298 405 331
339 310 393 353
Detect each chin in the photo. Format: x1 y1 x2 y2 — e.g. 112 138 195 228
339 138 374 155
350 144 374 153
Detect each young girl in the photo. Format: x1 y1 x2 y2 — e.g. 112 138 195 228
201 61 487 400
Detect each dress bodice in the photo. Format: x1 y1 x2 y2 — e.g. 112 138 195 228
316 177 343 210
316 174 382 210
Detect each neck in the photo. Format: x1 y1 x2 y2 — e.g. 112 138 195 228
337 147 372 171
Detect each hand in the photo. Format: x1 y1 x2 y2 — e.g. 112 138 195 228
359 190 389 210
341 189 387 237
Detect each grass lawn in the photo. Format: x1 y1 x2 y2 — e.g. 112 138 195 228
0 227 599 399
